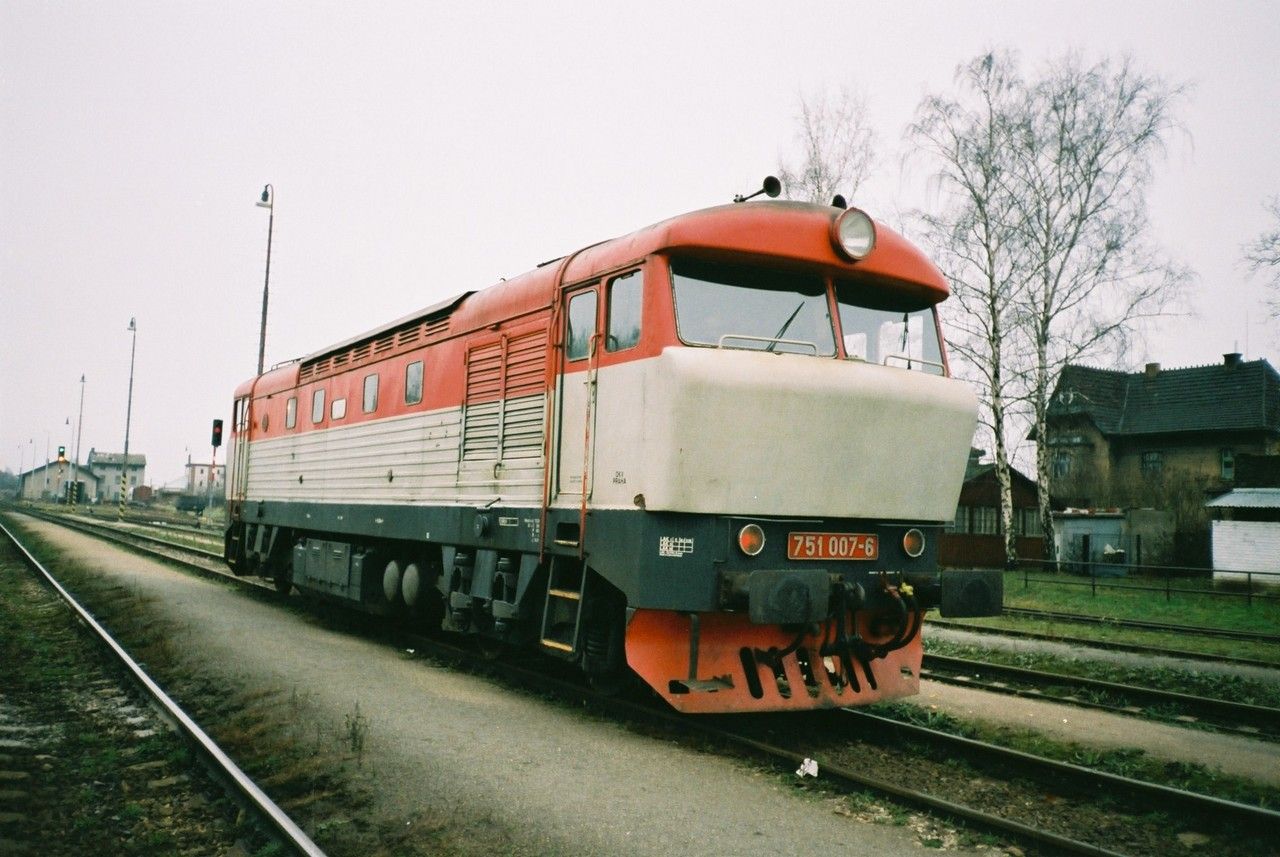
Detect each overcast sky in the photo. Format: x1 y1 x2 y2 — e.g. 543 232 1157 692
3 1 1279 486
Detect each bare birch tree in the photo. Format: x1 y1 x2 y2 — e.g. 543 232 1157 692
1244 195 1280 316
910 52 1029 567
1013 55 1189 559
911 52 1187 565
778 87 876 205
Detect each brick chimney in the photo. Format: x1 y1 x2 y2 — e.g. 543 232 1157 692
1144 362 1160 379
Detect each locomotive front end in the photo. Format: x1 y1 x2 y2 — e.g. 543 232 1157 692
578 202 1003 712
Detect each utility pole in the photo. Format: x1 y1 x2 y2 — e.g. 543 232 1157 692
72 374 85 509
119 318 137 520
256 184 274 376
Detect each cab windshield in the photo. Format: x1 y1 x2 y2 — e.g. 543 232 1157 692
670 260 836 356
835 279 944 375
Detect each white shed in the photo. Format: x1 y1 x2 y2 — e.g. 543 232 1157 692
1205 488 1280 585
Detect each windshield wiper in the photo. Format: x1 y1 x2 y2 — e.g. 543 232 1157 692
765 302 805 353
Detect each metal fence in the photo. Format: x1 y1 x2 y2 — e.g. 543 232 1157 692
1012 557 1280 606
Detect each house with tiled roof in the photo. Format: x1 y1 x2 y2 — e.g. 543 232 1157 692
1044 354 1280 562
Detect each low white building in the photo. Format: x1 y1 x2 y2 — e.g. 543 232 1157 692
1206 488 1280 586
17 461 99 502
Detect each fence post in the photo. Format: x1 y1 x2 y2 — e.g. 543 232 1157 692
1248 572 1253 607
1024 564 1029 590
1165 566 1170 602
1091 562 1096 597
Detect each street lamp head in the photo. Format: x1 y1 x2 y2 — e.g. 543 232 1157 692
128 317 136 332
257 184 273 209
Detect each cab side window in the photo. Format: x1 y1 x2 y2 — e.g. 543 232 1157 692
606 270 642 352
405 361 424 405
566 289 597 361
311 389 325 424
285 397 297 429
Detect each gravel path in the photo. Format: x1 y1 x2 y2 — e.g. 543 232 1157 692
18 517 958 856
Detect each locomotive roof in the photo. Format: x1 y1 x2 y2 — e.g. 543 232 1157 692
238 200 950 396
295 290 473 368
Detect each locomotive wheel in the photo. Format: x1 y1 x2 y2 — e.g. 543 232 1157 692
272 568 293 595
475 634 506 661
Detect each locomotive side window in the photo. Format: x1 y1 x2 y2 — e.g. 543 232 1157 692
834 280 944 375
670 260 835 355
311 389 325 424
363 373 379 413
566 289 597 361
285 397 297 429
405 361 424 405
331 398 347 420
606 270 642 352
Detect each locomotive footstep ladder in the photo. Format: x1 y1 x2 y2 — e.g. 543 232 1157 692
540 558 586 655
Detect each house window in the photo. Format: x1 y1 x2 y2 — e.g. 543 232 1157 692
312 389 325 424
285 397 297 429
1221 448 1235 481
1021 509 1043 537
1141 451 1163 478
971 506 999 535
1052 452 1072 478
363 374 379 413
405 361 424 405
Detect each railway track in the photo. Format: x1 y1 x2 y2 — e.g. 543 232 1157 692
0 516 322 856
921 653 1280 738
12 508 1280 855
929 617 1280 670
1000 606 1280 645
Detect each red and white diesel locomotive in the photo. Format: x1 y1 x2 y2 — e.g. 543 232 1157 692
224 180 1001 713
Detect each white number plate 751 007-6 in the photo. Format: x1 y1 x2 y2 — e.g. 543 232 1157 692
787 532 879 561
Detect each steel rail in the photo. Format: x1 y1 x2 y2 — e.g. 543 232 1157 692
0 517 326 857
1001 606 1280 645
929 618 1280 670
922 653 1280 735
17 508 1267 853
844 708 1280 831
17 507 224 561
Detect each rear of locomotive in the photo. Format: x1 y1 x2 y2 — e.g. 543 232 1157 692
571 200 1002 713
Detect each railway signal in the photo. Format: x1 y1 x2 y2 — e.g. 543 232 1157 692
211 419 224 448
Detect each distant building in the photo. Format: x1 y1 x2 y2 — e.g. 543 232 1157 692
1044 354 1280 508
940 449 1044 569
17 461 99 502
185 460 225 496
87 450 147 502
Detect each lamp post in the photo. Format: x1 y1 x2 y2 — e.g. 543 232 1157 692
119 317 137 520
71 374 85 509
256 184 274 376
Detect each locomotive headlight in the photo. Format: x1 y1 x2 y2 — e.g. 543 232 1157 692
831 208 876 260
902 528 926 558
738 524 766 556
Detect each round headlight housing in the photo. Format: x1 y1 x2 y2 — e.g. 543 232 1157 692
738 524 766 556
831 208 876 261
902 528 926 559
